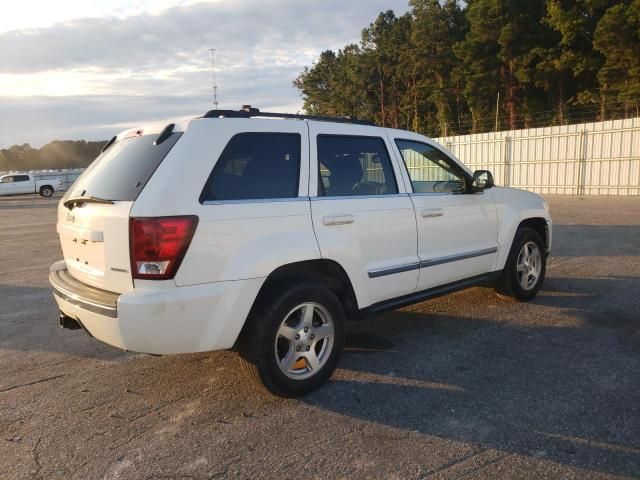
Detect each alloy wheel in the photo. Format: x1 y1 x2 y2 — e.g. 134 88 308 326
516 241 542 290
274 302 335 380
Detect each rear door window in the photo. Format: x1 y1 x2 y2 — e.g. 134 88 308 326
317 135 398 197
14 175 30 182
66 132 182 202
200 133 301 202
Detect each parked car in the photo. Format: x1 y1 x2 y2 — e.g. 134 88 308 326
0 173 62 197
50 106 552 397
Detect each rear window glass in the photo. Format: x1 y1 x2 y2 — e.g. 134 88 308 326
66 133 182 202
200 132 301 202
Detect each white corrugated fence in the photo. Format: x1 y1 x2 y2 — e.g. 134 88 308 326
436 117 640 195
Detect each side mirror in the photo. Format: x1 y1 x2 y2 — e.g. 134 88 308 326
471 170 494 191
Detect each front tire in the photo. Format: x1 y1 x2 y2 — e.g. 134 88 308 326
496 227 546 301
238 283 345 397
39 185 54 197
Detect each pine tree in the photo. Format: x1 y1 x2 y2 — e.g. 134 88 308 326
544 0 622 119
293 0 639 134
594 0 640 117
361 11 413 128
410 0 466 136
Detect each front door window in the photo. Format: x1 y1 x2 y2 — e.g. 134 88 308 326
395 140 466 194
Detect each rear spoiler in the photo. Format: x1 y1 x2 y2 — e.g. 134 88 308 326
101 118 191 154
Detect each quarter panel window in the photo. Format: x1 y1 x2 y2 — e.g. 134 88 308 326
395 140 467 194
200 133 301 202
317 135 398 197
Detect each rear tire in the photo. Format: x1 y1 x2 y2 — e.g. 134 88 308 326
496 227 546 302
238 283 345 397
39 185 54 197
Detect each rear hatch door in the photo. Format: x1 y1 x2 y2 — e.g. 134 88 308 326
58 127 182 294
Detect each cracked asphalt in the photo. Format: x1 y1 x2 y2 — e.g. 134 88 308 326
1 194 639 479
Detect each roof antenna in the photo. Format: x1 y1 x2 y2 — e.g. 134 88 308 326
209 48 219 109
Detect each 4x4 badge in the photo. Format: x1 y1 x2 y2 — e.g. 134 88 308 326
66 212 76 223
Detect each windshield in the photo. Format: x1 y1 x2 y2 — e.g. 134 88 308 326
66 132 182 202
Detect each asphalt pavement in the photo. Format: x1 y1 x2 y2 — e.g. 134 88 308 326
0 193 639 479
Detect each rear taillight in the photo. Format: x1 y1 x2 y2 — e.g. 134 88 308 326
130 216 198 280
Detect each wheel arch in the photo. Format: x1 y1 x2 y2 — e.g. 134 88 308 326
234 259 359 349
496 215 550 270
518 217 549 250
255 259 358 315
39 184 54 194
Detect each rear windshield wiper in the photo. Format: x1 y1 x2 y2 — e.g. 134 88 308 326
63 196 114 210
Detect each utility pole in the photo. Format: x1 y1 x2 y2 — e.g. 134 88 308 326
495 91 500 132
209 48 219 109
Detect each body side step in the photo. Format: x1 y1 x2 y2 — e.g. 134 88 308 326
358 272 500 318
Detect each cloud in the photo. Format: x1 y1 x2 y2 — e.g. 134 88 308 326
0 95 200 147
0 0 410 148
0 0 409 74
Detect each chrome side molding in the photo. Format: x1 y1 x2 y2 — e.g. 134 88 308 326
368 262 421 279
367 247 498 278
421 247 498 268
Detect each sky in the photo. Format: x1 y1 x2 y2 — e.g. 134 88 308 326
0 0 410 148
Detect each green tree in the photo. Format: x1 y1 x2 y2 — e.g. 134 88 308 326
0 140 105 172
594 0 640 116
410 0 467 135
293 0 639 134
455 0 549 131
543 0 623 119
361 11 413 128
293 50 339 116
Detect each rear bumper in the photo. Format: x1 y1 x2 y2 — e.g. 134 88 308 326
49 261 264 355
50 263 119 318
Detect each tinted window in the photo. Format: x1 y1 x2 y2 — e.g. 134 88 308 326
201 133 301 201
395 140 467 194
66 132 182 202
15 175 30 182
317 136 398 197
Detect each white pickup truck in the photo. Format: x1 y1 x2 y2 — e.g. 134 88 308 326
0 173 63 197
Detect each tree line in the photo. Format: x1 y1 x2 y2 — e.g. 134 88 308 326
294 0 640 137
0 140 105 173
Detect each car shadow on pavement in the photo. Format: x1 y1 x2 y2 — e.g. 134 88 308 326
534 275 640 347
304 287 640 477
551 224 640 257
0 282 129 360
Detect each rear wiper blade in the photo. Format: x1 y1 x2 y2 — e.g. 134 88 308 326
63 196 114 210
101 136 117 153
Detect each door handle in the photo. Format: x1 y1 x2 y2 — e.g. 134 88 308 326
421 208 444 218
323 214 354 226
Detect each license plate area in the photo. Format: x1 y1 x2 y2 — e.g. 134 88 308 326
59 230 106 277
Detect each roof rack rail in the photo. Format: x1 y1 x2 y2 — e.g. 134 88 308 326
201 105 375 126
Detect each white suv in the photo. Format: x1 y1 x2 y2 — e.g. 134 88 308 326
50 106 552 397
